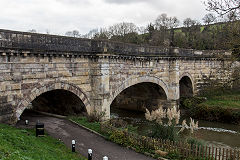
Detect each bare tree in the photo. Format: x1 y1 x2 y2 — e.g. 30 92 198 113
155 13 169 30
203 13 217 25
65 31 73 37
138 26 147 34
72 30 80 37
154 14 180 47
226 10 239 21
108 22 138 37
183 18 198 28
65 30 81 37
204 0 240 17
168 17 180 29
82 29 99 39
28 29 37 33
155 13 180 30
93 28 110 39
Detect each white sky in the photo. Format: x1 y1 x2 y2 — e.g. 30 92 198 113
0 0 209 35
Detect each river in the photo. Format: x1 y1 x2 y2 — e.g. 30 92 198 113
111 108 240 149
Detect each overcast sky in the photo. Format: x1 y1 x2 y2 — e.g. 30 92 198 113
0 0 209 35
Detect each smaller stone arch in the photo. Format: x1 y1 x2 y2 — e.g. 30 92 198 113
109 76 169 106
179 72 194 85
15 82 91 120
179 73 194 97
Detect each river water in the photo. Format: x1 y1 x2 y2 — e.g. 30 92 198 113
111 108 240 149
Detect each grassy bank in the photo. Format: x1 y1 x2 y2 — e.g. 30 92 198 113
201 90 240 109
0 123 86 160
68 116 101 133
181 90 240 124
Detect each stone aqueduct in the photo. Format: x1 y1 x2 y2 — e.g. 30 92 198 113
0 29 231 124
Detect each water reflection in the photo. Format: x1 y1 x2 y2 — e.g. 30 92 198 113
111 108 240 148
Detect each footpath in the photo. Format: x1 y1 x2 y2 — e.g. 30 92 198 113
17 113 155 160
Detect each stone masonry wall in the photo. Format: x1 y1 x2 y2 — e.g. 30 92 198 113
0 52 93 123
0 29 232 124
0 51 230 124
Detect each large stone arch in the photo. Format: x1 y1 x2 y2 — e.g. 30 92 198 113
109 76 169 106
15 82 91 120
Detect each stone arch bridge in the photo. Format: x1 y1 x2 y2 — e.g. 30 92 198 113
0 29 231 124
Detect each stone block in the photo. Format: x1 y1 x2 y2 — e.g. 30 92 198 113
11 84 21 90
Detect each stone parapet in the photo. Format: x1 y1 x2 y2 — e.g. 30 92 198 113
0 29 231 58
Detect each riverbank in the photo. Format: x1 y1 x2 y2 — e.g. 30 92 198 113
201 90 240 109
68 115 240 159
0 123 86 160
68 116 168 159
180 90 240 124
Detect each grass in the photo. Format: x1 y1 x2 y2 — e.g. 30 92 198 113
0 123 86 160
68 116 101 133
202 90 240 109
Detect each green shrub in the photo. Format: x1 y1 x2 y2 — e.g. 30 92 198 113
165 151 182 160
109 130 129 146
186 137 205 147
148 123 178 141
86 110 106 122
109 118 138 134
189 104 240 124
180 97 207 109
232 111 240 123
126 124 138 133
109 118 128 128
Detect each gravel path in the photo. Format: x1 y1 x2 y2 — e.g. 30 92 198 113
16 112 155 160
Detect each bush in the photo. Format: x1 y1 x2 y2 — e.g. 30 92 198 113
189 104 240 124
86 110 106 122
109 118 138 133
165 151 182 160
186 137 204 147
109 130 128 145
233 111 240 122
109 118 128 128
180 97 207 109
148 123 179 141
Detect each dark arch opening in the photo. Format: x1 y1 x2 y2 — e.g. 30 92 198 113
179 76 193 98
21 89 86 118
111 82 167 116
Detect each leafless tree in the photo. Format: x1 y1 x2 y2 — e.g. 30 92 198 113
65 30 81 37
138 26 147 34
155 13 180 30
82 29 99 39
155 13 169 30
204 0 240 17
28 29 37 33
72 30 80 37
202 13 217 25
183 18 198 28
108 22 138 37
93 28 110 39
226 10 239 21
